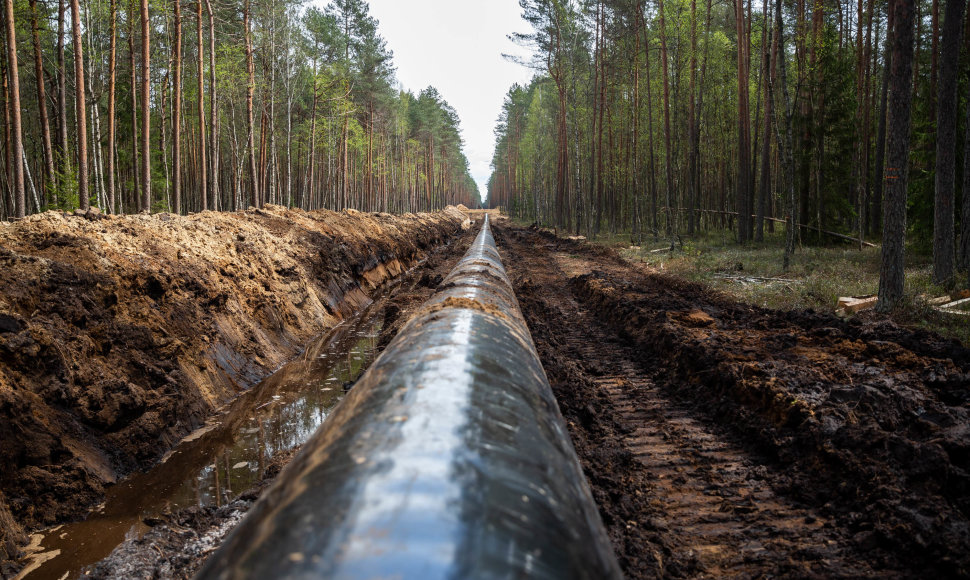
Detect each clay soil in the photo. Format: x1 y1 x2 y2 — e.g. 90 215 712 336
494 222 970 579
0 205 467 571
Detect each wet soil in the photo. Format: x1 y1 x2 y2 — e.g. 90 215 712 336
0 205 467 571
493 223 970 578
61 224 480 580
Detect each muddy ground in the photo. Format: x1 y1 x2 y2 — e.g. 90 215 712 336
495 223 970 578
0 205 467 569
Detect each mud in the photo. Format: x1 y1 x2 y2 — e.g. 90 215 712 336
0 205 466 566
494 223 970 578
66 223 479 579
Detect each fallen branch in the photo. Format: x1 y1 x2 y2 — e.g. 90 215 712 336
714 274 801 284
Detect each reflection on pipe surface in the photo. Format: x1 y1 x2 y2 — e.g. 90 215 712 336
196 215 622 579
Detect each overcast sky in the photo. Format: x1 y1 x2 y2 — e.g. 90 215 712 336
359 0 536 204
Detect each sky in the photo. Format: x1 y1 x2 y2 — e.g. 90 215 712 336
360 0 536 204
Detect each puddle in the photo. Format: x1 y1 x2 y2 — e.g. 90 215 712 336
17 297 388 580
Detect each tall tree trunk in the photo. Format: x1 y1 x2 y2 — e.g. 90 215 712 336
141 0 151 212
659 0 674 237
961 83 970 274
4 0 24 217
878 0 916 311
736 0 752 243
29 0 55 203
931 0 967 286
71 0 88 210
171 0 181 213
196 0 206 211
872 6 893 234
244 0 257 208
129 0 139 212
757 4 774 242
772 0 797 270
205 0 217 211
57 0 68 186
107 0 117 213
687 0 698 235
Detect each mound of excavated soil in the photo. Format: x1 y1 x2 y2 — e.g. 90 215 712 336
0 205 465 545
496 224 970 578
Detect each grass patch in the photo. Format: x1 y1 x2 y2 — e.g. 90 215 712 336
578 225 969 347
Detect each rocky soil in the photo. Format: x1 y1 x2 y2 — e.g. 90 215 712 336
0 205 467 566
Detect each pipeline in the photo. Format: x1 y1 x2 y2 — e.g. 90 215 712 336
196 216 622 579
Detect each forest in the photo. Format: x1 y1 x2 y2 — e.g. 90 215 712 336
0 0 480 220
487 0 970 308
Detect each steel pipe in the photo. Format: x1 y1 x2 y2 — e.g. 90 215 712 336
196 216 622 579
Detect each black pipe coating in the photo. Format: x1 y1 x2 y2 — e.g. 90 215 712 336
195 215 622 580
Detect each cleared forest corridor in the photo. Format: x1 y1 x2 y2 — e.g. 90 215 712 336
0 211 969 578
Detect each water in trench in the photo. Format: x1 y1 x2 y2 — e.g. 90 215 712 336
17 294 389 580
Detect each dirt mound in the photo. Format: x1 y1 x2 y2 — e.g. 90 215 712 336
75 226 477 579
567 258 970 576
0 205 465 542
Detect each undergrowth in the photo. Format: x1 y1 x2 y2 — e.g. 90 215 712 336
526 221 970 346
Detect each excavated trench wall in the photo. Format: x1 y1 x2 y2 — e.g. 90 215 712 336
0 205 467 548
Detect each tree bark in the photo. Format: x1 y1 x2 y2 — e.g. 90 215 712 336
141 0 151 212
872 6 893 234
205 0 218 210
878 0 916 312
128 0 139 212
772 0 797 271
196 0 207 211
931 0 966 286
57 0 68 185
687 0 698 235
961 81 970 274
107 0 117 213
171 0 181 213
29 0 55 203
70 0 88 210
244 0 257 208
736 0 752 243
4 0 24 217
659 0 674 237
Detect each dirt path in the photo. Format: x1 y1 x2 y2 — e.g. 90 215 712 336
495 223 969 578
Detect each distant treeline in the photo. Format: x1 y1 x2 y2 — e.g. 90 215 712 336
0 0 480 219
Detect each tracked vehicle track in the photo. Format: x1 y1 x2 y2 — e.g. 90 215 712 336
494 223 916 578
569 335 881 577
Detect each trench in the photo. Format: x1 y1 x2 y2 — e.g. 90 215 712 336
15 288 395 580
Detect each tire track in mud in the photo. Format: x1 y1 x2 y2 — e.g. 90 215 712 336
494 223 908 579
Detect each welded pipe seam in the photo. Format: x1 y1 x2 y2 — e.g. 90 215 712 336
196 215 622 580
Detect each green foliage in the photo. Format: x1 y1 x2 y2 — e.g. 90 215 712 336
47 166 80 212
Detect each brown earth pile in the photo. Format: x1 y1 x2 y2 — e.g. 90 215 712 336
81 225 478 580
562 249 970 576
495 223 970 578
0 205 466 544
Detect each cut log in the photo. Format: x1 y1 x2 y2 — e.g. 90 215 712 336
836 295 878 314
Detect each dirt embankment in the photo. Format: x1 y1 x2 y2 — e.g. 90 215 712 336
82 225 479 580
496 224 970 578
0 205 466 545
